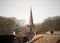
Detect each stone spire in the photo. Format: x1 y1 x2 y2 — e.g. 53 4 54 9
29 7 34 25
25 7 35 40
29 7 34 32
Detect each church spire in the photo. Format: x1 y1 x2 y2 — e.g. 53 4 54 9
29 7 34 25
25 7 35 40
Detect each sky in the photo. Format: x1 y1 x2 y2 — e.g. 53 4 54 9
0 0 60 24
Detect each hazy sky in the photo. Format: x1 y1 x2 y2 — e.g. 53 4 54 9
0 0 60 24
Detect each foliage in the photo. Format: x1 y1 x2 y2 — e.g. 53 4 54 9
34 16 60 33
0 16 24 35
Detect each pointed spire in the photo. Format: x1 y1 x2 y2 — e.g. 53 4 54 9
29 7 34 25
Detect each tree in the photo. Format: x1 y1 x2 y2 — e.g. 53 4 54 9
0 16 24 35
34 16 60 33
41 16 60 33
0 17 15 35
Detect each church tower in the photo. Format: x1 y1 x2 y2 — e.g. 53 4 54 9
25 8 34 40
29 7 33 25
28 7 34 32
25 7 35 41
